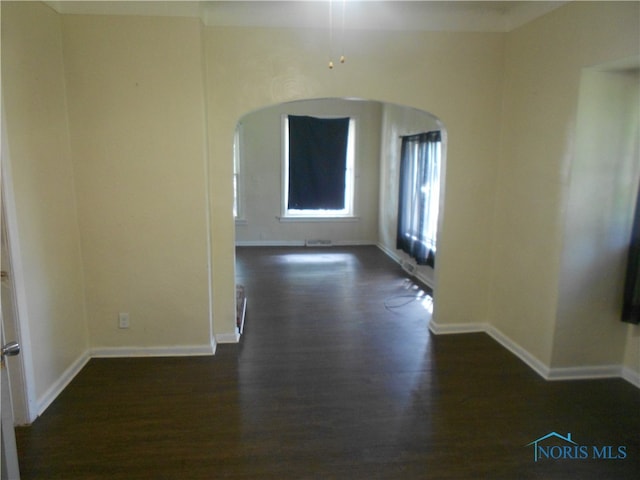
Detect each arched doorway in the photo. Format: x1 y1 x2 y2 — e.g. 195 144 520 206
233 97 446 314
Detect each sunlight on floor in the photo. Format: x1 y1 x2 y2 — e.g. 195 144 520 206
274 252 358 265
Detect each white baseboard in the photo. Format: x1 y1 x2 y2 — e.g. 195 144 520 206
428 320 488 335
484 325 551 380
377 242 402 265
622 366 640 388
215 332 240 344
90 344 215 358
428 320 639 388
333 240 377 246
376 243 435 289
236 240 305 247
546 364 622 382
427 320 549 379
36 344 215 417
415 271 435 290
235 240 376 247
37 350 91 416
37 322 640 419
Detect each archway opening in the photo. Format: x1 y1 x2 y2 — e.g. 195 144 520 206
232 97 447 331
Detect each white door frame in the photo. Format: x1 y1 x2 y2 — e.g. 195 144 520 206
1 97 21 479
1 101 37 425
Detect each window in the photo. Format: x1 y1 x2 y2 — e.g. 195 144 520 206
282 115 355 219
396 131 441 267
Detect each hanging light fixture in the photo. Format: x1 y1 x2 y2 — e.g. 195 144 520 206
328 0 347 69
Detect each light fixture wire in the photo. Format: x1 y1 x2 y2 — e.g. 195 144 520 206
340 0 346 64
328 0 334 69
328 0 346 69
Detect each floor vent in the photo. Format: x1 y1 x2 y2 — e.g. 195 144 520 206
305 239 333 247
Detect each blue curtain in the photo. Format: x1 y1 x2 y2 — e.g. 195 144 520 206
622 184 640 324
288 115 350 210
396 131 441 267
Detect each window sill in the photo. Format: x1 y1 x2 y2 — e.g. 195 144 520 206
278 216 360 223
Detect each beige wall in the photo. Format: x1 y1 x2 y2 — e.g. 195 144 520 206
236 98 382 246
205 26 505 333
490 1 640 368
1 1 89 411
3 1 639 416
61 15 212 352
625 323 640 376
554 68 639 368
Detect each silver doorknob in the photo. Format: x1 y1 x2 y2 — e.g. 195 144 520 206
1 341 20 358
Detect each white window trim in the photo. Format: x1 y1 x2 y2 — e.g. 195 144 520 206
281 114 357 221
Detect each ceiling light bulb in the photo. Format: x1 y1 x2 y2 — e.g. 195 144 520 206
329 60 334 69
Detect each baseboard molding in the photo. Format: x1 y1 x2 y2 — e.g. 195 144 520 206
377 242 402 265
236 240 305 247
428 320 638 388
91 344 215 358
333 240 377 246
235 240 376 247
428 320 549 379
37 350 91 416
376 243 435 289
415 271 435 290
546 364 623 382
32 322 640 420
428 320 487 335
215 332 240 344
35 344 215 417
484 325 551 380
622 366 640 388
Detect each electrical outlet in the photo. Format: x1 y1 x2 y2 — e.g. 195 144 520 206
118 312 130 329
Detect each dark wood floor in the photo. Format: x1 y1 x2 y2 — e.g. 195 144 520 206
15 246 640 479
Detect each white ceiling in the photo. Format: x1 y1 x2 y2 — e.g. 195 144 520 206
46 1 569 32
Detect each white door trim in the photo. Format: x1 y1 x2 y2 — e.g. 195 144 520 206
1 101 37 424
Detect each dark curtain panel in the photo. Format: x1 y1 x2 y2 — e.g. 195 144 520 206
622 184 640 324
396 131 441 267
288 115 350 210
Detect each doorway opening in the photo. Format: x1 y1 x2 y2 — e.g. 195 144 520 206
232 97 447 321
